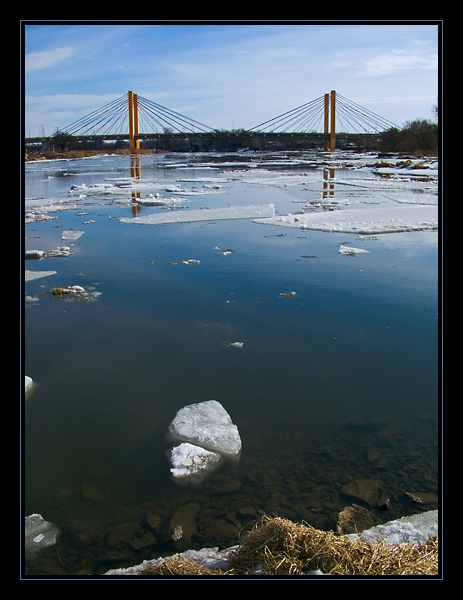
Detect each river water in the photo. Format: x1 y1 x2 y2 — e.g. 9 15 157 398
23 150 439 576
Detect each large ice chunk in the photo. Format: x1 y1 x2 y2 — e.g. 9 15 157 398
167 400 242 462
120 204 275 225
254 205 438 234
348 510 438 546
24 514 60 560
168 442 223 485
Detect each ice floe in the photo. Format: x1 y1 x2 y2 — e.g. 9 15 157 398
25 198 78 222
168 442 224 485
338 245 370 256
133 194 188 206
24 514 60 560
166 400 241 485
120 204 276 226
62 230 85 241
25 375 34 399
167 400 242 462
348 510 438 546
25 270 57 281
254 205 438 235
228 341 244 349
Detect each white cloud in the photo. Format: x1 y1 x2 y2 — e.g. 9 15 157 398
25 46 76 74
25 93 118 110
355 49 438 77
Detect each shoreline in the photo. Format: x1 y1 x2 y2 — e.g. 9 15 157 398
104 511 439 576
25 149 160 162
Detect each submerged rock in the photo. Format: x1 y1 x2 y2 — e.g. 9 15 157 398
341 478 384 505
164 503 201 549
337 504 382 534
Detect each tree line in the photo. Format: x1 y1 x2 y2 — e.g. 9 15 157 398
28 118 439 156
380 119 438 155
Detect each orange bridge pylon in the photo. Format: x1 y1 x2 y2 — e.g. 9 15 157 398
128 90 140 152
324 90 336 152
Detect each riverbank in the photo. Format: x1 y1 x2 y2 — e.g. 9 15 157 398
105 511 439 577
25 148 158 162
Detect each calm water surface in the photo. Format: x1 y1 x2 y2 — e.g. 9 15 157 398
23 151 439 575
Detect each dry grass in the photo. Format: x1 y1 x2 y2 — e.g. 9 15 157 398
139 555 226 576
138 515 438 577
227 516 438 576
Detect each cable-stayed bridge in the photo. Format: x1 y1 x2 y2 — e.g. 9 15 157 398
25 90 401 151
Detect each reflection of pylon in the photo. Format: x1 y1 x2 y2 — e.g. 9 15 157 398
128 91 140 152
324 90 336 152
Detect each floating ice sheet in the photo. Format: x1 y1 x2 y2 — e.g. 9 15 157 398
254 205 438 234
25 270 57 281
134 195 187 206
338 245 370 256
120 204 275 226
167 400 242 462
62 230 84 241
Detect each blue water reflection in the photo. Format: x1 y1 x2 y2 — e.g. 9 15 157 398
24 152 439 575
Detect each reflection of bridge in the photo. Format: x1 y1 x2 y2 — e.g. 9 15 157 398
25 90 400 151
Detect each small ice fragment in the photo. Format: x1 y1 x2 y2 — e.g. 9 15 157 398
25 250 44 260
25 376 34 399
229 341 244 348
338 245 370 256
62 230 84 241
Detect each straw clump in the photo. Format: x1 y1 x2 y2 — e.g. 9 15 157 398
227 516 438 576
140 554 226 576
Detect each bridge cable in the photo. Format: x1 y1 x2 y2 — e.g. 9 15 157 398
56 94 128 136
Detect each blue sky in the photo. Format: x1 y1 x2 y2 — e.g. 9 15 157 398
23 21 440 137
